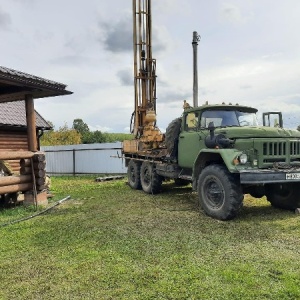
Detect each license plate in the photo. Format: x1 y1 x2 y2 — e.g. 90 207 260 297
286 173 300 180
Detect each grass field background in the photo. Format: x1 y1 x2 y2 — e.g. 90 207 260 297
0 176 300 299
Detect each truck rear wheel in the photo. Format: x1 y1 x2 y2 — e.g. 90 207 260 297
198 164 243 220
266 183 300 210
140 162 162 194
127 160 141 190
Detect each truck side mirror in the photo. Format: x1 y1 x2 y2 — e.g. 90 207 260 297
208 122 215 139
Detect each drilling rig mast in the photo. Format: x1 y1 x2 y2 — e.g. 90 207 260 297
131 0 163 150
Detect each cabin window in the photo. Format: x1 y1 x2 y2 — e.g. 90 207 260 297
200 110 239 128
185 112 199 131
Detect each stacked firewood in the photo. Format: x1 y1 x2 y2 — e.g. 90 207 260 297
20 153 47 192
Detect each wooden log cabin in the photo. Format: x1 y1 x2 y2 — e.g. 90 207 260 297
0 100 52 173
0 66 72 205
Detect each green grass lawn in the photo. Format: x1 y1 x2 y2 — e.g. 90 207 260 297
0 176 300 299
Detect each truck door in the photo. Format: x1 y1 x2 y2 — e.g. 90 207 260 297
178 111 206 168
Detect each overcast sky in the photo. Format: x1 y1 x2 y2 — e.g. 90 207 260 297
1 0 300 132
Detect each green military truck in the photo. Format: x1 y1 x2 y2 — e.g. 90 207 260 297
124 0 300 220
124 103 300 220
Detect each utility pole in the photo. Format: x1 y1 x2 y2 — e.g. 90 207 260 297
192 31 200 107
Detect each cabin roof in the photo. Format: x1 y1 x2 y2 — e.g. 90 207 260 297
0 66 72 103
0 100 52 130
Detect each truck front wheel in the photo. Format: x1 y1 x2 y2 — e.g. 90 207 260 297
140 162 162 194
127 160 141 190
198 164 244 220
266 183 300 210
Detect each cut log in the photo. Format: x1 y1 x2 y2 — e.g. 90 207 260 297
33 153 46 162
0 175 32 187
36 177 46 186
20 168 46 178
33 161 46 169
0 151 35 160
0 183 32 195
20 159 46 169
20 166 31 175
20 158 31 167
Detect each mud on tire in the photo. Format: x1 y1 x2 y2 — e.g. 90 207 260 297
140 161 162 194
165 118 182 157
198 164 244 220
127 160 141 190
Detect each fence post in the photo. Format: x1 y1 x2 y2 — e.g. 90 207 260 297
73 149 76 176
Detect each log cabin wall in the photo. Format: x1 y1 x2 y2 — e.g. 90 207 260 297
0 66 72 205
0 129 29 173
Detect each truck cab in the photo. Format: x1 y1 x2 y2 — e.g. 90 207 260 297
161 103 300 220
178 104 258 170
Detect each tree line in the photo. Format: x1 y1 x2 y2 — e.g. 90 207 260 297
40 118 132 146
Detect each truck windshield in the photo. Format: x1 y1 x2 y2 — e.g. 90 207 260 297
200 110 258 128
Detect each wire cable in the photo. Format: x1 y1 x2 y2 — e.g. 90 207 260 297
0 195 71 228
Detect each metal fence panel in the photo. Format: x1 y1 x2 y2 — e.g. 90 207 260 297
41 142 126 175
45 151 74 174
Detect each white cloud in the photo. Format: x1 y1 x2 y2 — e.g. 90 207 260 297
2 0 300 133
220 3 251 24
0 7 11 30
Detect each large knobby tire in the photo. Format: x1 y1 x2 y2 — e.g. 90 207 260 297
266 183 300 210
247 186 265 199
198 164 244 220
140 162 162 194
127 160 141 190
165 118 182 156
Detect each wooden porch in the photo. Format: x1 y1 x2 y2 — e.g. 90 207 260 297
0 66 72 205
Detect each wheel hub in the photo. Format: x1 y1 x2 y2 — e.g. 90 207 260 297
204 177 224 209
143 169 151 185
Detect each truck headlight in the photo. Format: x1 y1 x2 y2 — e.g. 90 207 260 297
239 153 248 164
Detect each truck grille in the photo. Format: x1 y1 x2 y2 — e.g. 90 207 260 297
290 140 300 156
255 139 300 167
263 141 286 156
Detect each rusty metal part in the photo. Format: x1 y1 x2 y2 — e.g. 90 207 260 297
131 0 164 146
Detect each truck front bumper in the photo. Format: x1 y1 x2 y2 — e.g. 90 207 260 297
239 169 300 184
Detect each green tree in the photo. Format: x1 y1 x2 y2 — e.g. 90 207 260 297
82 130 106 144
73 118 91 143
93 130 105 143
103 132 133 142
73 119 90 135
41 123 81 146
